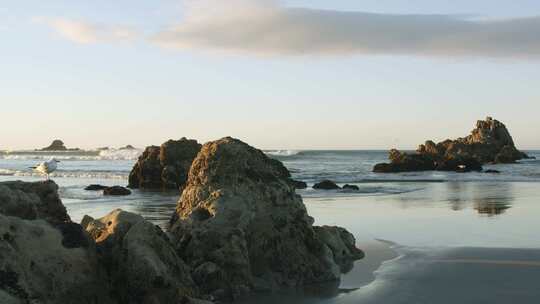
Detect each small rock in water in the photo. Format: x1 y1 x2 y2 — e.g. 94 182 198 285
313 180 341 190
103 186 131 196
342 184 360 191
290 179 308 189
484 169 501 174
84 184 108 191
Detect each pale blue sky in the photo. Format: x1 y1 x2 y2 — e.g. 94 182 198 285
1 0 539 150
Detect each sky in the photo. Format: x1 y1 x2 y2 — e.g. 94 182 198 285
1 0 539 150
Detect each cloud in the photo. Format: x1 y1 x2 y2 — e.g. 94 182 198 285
151 0 540 58
35 17 138 44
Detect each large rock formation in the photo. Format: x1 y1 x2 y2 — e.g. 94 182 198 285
128 138 202 190
169 137 364 300
82 209 202 304
0 181 112 303
374 117 531 173
40 139 67 151
0 180 70 224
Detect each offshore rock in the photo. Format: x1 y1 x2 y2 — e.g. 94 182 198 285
169 137 363 300
128 138 202 190
374 117 529 173
313 180 341 190
40 139 67 151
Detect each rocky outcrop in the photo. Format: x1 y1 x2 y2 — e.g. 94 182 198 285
40 139 67 151
290 180 308 190
342 184 359 191
0 180 70 224
313 180 341 190
128 138 202 190
103 186 131 196
0 181 112 303
82 209 201 304
85 184 108 191
169 137 363 300
374 117 530 173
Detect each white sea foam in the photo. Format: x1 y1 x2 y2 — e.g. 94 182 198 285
0 148 141 161
265 150 301 157
0 168 128 179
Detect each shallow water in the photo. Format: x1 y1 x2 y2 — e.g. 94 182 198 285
1 149 540 303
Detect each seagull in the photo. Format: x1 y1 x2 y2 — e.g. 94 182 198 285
30 159 60 180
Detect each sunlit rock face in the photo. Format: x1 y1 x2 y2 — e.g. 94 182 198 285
0 181 112 304
128 138 202 190
169 137 363 300
374 117 531 173
82 209 201 304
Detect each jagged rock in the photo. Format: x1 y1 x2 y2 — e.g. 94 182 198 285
0 180 69 224
374 117 529 173
82 209 200 304
342 184 359 191
290 180 308 189
313 180 341 190
40 139 67 151
85 184 108 191
169 137 363 300
313 226 365 272
0 181 112 303
103 186 131 196
128 138 202 190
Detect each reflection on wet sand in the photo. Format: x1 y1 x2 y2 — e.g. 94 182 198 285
444 182 515 216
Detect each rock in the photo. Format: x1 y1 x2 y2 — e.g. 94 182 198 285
103 186 131 196
313 180 341 190
120 145 136 150
0 181 112 303
85 184 108 191
128 138 202 190
313 226 365 273
484 169 501 174
169 137 363 299
0 180 70 224
40 139 67 151
342 184 359 191
374 117 528 172
82 209 200 303
290 179 308 189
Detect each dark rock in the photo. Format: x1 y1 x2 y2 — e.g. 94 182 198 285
290 179 308 189
313 180 341 190
56 222 89 248
84 184 108 191
103 186 131 196
169 137 362 299
342 184 360 191
82 209 200 303
40 139 67 151
120 145 136 150
0 180 70 224
374 117 528 173
484 169 501 174
128 138 202 190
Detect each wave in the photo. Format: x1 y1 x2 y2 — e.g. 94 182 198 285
265 150 302 157
0 149 142 161
0 168 128 179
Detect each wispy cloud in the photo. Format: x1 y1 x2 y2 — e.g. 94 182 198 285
34 17 138 44
151 0 540 58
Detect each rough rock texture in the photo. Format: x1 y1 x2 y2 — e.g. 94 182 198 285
103 186 131 196
313 180 341 190
40 139 67 151
169 137 363 300
0 181 112 303
82 209 200 304
128 138 202 190
0 180 70 224
374 117 529 173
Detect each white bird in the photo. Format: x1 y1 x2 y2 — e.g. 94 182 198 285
30 159 61 180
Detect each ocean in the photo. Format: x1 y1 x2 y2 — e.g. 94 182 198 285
2 149 540 303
